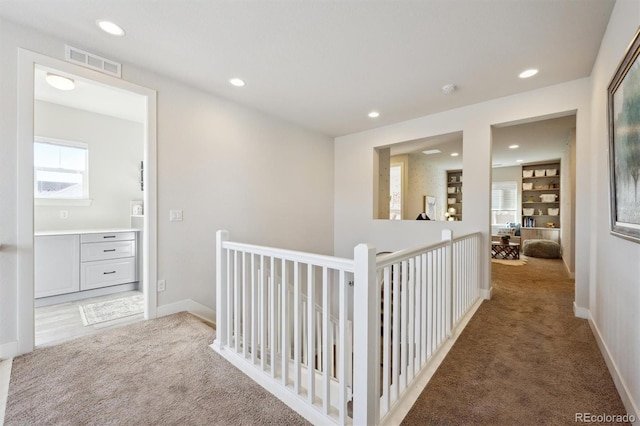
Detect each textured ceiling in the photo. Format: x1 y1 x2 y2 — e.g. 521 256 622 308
0 0 614 137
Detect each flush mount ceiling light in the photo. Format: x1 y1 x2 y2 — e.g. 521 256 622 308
229 78 245 87
441 83 456 94
96 20 125 36
516 159 524 163
450 152 459 157
519 69 538 79
509 144 519 149
45 73 75 91
422 149 441 155
368 111 380 118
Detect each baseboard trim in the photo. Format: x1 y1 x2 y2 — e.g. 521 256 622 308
156 299 215 325
0 342 18 361
573 302 589 319
0 358 13 425
588 314 639 422
480 287 492 300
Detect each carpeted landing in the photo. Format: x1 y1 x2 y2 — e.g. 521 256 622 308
402 257 629 425
5 312 308 425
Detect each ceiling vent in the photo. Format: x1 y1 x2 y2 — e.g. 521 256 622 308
65 45 122 78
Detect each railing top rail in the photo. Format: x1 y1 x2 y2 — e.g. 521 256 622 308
376 240 448 269
452 231 482 243
222 240 355 272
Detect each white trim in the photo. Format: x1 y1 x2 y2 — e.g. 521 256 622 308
156 299 215 324
0 342 18 360
0 358 13 425
480 286 492 300
588 313 639 422
16 49 158 355
380 298 484 426
573 301 589 319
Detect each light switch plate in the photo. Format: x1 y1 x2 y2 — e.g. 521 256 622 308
169 210 183 222
157 279 166 292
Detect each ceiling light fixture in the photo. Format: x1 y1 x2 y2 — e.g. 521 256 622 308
45 73 75 91
422 149 441 155
509 144 519 149
516 159 524 163
450 152 459 157
229 78 245 87
96 20 126 36
519 69 538 79
441 84 456 94
368 111 380 118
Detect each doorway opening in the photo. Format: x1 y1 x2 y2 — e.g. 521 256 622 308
16 49 158 354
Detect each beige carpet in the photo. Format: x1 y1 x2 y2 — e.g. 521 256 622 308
402 257 629 425
5 312 309 425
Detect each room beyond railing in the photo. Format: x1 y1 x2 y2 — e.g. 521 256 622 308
212 230 483 425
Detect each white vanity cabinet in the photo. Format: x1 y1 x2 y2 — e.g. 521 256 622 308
34 234 81 298
35 230 138 299
80 232 137 290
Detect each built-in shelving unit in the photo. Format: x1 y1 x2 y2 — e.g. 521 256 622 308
446 169 462 221
521 160 561 245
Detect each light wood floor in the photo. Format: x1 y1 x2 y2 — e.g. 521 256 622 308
35 291 144 348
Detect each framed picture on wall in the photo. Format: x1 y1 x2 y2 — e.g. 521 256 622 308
423 195 437 220
608 27 640 243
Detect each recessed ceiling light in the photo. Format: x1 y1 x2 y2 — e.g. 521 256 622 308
519 69 538 79
368 111 380 118
229 78 245 87
422 149 441 155
96 20 125 36
509 144 519 149
441 84 456 94
516 159 524 163
45 73 75 91
450 152 459 157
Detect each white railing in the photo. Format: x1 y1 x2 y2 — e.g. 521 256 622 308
212 229 483 425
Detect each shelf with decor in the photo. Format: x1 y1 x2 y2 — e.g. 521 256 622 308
446 169 462 221
521 160 561 240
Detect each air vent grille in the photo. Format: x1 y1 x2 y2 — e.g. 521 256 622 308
65 45 122 78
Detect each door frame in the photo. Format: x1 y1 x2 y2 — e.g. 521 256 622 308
16 48 158 354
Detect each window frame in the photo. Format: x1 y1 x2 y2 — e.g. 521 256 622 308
491 180 518 226
34 136 91 206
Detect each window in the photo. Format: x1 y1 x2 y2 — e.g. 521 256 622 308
389 164 402 220
34 138 89 200
491 181 518 225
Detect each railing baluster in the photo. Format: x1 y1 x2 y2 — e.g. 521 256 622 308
270 256 276 378
260 255 266 371
293 261 301 394
243 252 249 358
338 270 348 424
307 265 315 405
281 259 289 386
234 250 241 353
392 262 400 401
382 265 391 413
322 266 330 414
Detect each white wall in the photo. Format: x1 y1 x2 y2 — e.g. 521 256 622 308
34 101 143 231
334 79 590 299
588 0 640 416
0 19 334 354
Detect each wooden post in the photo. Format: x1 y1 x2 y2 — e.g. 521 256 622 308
442 229 453 338
214 230 229 349
353 243 379 425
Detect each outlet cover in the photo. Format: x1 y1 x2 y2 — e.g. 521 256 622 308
169 210 183 222
59 210 69 219
157 280 166 292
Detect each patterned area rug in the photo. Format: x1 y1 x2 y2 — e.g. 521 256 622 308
79 294 144 326
491 255 528 266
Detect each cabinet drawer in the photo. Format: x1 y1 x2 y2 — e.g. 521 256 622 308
81 257 136 290
81 240 135 262
81 232 136 243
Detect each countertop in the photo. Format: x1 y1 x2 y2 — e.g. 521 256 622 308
35 228 141 237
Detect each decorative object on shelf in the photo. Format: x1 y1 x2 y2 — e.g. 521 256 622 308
523 208 534 216
500 235 511 245
546 222 556 228
608 27 640 243
448 197 456 204
534 169 546 177
538 209 543 215
447 187 456 194
546 169 557 176
132 204 143 215
548 208 559 216
523 170 533 178
540 194 558 202
523 182 533 190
